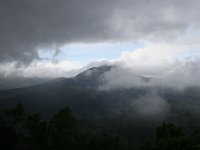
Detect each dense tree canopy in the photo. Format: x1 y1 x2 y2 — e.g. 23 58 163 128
1 103 200 150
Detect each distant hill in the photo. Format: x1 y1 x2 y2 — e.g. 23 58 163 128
0 77 50 90
1 65 200 141
0 65 113 116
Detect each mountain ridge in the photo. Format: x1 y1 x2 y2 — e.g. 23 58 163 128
0 65 200 131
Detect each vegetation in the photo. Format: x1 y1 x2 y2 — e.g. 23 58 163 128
1 103 200 150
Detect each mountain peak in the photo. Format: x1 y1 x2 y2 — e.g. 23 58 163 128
75 65 112 80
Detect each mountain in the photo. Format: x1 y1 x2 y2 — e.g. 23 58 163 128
0 65 113 117
0 77 50 90
1 65 200 141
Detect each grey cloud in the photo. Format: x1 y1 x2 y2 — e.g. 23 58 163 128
100 58 200 90
0 0 200 63
132 92 169 119
0 0 114 63
107 90 170 121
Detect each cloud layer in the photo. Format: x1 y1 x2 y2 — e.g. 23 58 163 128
0 60 82 78
1 0 200 63
100 40 200 90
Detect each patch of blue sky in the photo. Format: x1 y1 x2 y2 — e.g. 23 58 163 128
59 41 144 63
38 41 144 64
178 49 200 61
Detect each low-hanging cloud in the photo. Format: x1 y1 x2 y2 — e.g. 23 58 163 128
100 41 200 90
0 59 114 78
132 92 169 119
1 0 200 63
0 60 82 78
101 59 200 90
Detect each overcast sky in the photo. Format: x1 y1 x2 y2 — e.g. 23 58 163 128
1 0 200 79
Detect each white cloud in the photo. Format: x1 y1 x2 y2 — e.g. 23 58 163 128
132 92 169 118
101 32 200 90
0 60 82 78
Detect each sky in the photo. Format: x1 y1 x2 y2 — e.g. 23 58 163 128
39 41 144 63
1 0 200 82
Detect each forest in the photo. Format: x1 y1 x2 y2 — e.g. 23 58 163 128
1 103 200 150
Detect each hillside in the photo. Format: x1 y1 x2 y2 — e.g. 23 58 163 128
1 65 200 143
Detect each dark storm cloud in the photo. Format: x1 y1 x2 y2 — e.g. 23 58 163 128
0 0 199 63
0 0 114 63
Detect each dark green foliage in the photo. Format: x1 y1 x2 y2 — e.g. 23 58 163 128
2 103 200 150
0 103 48 150
0 111 18 150
0 103 127 150
143 122 200 150
89 130 124 150
5 102 26 124
156 122 184 140
25 114 48 150
50 107 77 150
51 107 77 131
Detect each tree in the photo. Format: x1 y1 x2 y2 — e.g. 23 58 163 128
144 122 199 150
156 122 184 140
50 107 77 150
0 111 18 150
25 114 48 150
90 130 124 150
5 102 26 124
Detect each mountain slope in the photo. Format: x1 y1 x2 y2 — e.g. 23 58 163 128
0 65 200 135
0 77 50 90
0 65 113 117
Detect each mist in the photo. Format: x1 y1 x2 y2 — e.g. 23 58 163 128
132 92 169 119
100 57 200 90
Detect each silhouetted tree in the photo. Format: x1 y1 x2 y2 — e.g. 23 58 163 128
25 114 48 150
4 103 27 149
90 130 124 150
143 122 200 150
0 111 18 150
50 106 77 150
5 103 26 124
